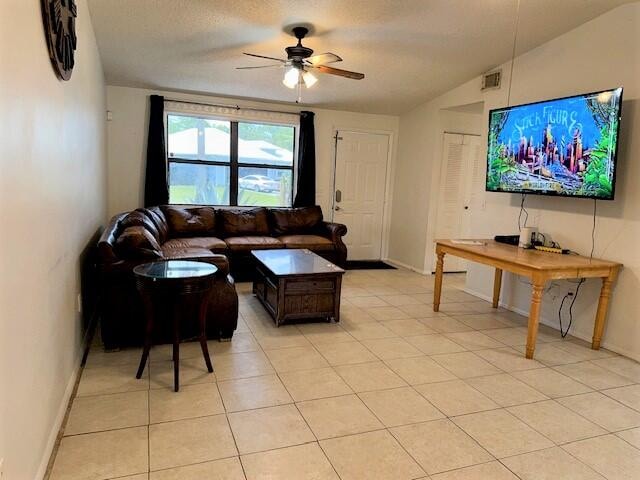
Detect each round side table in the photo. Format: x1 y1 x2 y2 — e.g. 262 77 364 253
133 260 218 392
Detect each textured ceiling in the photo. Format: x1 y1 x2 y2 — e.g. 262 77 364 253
87 0 631 114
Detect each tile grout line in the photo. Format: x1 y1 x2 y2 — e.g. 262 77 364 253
551 390 640 432
61 370 640 440
144 453 243 477
277 374 344 479
258 316 371 479
61 274 638 480
212 373 249 479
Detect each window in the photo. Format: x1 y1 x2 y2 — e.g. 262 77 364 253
167 114 295 207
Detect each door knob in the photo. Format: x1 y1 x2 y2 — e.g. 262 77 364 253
335 190 342 202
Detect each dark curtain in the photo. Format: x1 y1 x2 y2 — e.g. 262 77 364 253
144 95 169 206
293 111 316 207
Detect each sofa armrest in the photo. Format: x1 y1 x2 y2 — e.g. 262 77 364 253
206 254 231 277
319 221 348 242
97 213 128 264
318 221 348 267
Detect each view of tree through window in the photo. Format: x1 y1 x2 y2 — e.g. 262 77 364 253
167 114 295 206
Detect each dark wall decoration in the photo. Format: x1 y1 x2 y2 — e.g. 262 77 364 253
41 0 78 80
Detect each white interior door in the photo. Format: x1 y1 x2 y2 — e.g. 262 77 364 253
333 130 390 260
434 133 483 272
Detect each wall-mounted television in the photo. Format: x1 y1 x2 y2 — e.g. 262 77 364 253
486 87 622 200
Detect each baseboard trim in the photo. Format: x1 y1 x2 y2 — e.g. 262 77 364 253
383 258 430 275
462 286 640 363
39 313 96 480
37 356 82 480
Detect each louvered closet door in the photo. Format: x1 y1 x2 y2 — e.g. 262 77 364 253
434 133 484 272
461 135 485 239
435 133 467 272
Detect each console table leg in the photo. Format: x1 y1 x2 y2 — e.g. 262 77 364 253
433 251 445 312
592 276 614 350
493 268 503 308
526 282 545 359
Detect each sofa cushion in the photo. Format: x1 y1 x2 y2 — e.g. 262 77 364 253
162 237 227 252
270 206 324 235
115 226 163 259
120 211 161 242
161 205 216 237
277 234 335 251
219 208 269 237
224 236 283 252
142 207 169 242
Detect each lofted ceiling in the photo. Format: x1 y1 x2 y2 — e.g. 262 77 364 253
87 0 632 115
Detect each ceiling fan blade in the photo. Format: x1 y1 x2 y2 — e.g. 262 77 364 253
236 64 282 69
305 52 342 65
313 65 365 80
243 52 286 63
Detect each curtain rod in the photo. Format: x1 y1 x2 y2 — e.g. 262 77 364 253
164 98 302 116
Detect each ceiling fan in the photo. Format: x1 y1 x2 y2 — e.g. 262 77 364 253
237 26 365 96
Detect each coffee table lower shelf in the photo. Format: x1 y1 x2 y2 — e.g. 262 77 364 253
253 265 343 327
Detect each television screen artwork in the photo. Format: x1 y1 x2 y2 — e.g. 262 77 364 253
486 88 622 199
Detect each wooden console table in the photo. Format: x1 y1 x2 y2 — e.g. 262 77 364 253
434 240 621 359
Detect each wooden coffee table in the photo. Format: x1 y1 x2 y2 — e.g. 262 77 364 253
251 249 345 326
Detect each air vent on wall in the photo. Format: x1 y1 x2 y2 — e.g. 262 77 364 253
481 70 501 90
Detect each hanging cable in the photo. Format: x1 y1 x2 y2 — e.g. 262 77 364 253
559 278 584 338
506 0 521 107
509 0 523 231
559 200 598 337
590 199 597 259
518 193 528 231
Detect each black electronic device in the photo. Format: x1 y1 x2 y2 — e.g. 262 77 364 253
494 235 520 246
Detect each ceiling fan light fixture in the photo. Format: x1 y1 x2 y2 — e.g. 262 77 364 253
283 67 299 88
302 70 317 88
241 24 364 99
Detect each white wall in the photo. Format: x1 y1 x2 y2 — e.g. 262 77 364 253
106 86 399 228
389 90 491 271
0 1 107 479
389 3 640 359
439 109 484 137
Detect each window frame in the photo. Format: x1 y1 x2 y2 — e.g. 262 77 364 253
165 111 298 207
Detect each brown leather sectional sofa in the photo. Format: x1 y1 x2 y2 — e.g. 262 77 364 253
97 205 347 349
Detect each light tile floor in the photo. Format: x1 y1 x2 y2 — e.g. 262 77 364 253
49 270 640 479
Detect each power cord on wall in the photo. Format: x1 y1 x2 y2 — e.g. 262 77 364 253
518 193 528 231
506 0 521 107
558 199 597 337
590 198 597 259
